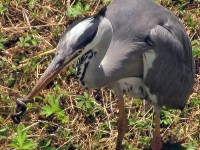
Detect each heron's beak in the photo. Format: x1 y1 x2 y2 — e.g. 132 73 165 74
26 50 81 100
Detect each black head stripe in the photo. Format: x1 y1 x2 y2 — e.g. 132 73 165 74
72 16 101 50
98 6 107 17
59 16 92 44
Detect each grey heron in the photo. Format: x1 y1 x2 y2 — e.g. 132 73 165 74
11 0 195 149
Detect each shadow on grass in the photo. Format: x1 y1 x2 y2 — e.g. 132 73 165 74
144 141 187 150
162 142 186 150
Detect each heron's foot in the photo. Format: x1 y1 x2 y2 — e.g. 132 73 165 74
151 134 162 150
116 118 128 150
11 98 27 124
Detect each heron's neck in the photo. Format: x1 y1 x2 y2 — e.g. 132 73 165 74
76 38 111 88
76 17 113 88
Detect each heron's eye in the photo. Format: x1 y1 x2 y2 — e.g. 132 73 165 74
58 59 64 65
77 49 83 55
54 59 64 70
145 35 154 46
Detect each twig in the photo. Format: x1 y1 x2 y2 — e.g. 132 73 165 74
9 121 40 139
102 90 112 132
17 49 56 69
67 0 71 8
181 0 194 9
2 23 65 31
70 0 76 7
57 135 79 150
92 0 101 15
0 85 23 97
22 8 32 31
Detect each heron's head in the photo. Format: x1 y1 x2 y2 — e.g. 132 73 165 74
26 13 113 99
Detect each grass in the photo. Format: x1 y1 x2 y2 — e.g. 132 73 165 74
0 0 200 149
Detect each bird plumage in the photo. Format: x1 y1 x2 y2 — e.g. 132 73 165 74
11 0 195 149
40 0 195 149
73 0 194 109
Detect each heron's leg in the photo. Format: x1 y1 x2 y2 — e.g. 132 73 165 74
116 94 128 150
151 106 162 150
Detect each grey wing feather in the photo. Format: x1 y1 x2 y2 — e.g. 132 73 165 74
100 39 144 79
145 24 195 109
100 0 194 109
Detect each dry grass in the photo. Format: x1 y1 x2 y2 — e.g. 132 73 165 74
0 0 200 150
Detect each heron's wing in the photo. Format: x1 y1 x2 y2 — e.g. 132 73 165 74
100 0 194 109
100 39 146 79
145 23 195 109
100 0 170 81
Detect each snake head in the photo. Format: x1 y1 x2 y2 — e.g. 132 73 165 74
11 98 27 124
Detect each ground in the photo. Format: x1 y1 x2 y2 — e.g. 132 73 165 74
0 0 199 150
